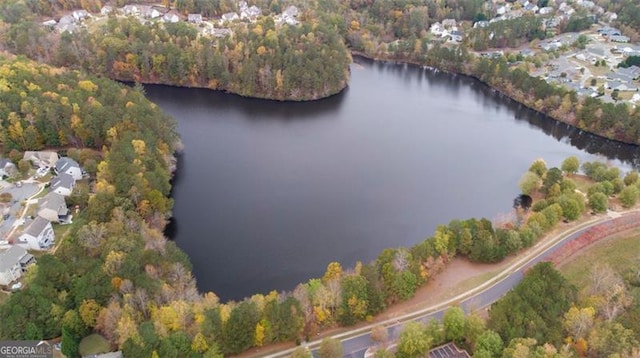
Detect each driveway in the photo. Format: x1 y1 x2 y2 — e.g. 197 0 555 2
0 182 41 240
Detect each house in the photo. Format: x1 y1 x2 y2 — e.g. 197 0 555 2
430 22 444 36
0 159 16 178
54 157 82 180
606 80 638 91
0 246 35 286
539 7 554 15
72 9 90 22
163 11 180 23
41 19 57 28
23 151 59 169
18 217 55 251
240 5 261 21
428 343 471 358
101 5 113 16
188 13 203 24
599 27 621 37
450 31 463 42
122 5 140 16
279 5 299 25
212 28 232 38
610 35 630 43
603 12 618 22
38 192 69 223
55 15 77 33
144 7 162 19
618 65 640 80
50 174 75 196
473 21 489 29
221 12 239 22
442 19 457 28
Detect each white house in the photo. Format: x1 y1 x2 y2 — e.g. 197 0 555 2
50 173 75 196
122 5 140 16
0 246 35 286
430 22 444 36
240 5 261 21
221 12 239 22
72 9 91 22
38 192 69 223
55 157 82 181
144 7 162 19
23 151 59 169
101 5 113 16
163 11 180 23
276 5 299 25
0 159 16 178
188 13 203 23
19 217 55 251
41 19 57 28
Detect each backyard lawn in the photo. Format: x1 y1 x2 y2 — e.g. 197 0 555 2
558 227 640 288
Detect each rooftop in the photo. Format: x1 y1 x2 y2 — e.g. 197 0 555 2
0 246 28 272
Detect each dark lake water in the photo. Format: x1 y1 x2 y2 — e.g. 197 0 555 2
144 58 640 301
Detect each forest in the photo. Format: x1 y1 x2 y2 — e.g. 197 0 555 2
1 0 351 101
4 59 640 358
2 0 640 356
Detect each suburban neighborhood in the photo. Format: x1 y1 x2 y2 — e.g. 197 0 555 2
0 151 84 293
41 1 300 39
38 0 640 108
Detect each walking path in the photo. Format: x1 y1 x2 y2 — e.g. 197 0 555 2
259 209 639 357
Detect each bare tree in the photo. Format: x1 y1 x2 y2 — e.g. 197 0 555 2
393 248 410 272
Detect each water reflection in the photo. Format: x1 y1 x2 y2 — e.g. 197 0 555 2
147 58 640 301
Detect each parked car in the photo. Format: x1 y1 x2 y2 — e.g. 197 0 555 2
10 282 22 291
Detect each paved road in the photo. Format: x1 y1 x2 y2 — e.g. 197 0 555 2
266 212 632 358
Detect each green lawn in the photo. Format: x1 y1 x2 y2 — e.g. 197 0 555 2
53 224 72 242
0 291 8 305
568 174 594 194
559 228 640 289
79 334 111 356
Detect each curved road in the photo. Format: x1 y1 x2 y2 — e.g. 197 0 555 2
264 211 637 358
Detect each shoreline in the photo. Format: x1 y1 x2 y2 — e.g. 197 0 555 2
350 50 640 147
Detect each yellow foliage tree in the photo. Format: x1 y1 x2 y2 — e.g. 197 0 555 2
78 80 98 92
103 251 126 276
131 139 146 156
322 262 343 283
255 322 265 347
79 299 102 328
191 332 209 353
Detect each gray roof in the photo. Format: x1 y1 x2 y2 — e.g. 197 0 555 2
24 216 50 238
0 246 27 272
619 65 640 79
0 158 14 169
51 173 74 190
608 72 632 83
38 192 68 216
55 157 80 173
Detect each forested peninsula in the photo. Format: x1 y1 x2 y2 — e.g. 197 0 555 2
3 0 640 142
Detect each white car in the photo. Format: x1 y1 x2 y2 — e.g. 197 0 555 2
10 282 22 291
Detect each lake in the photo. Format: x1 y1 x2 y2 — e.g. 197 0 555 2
144 58 640 301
